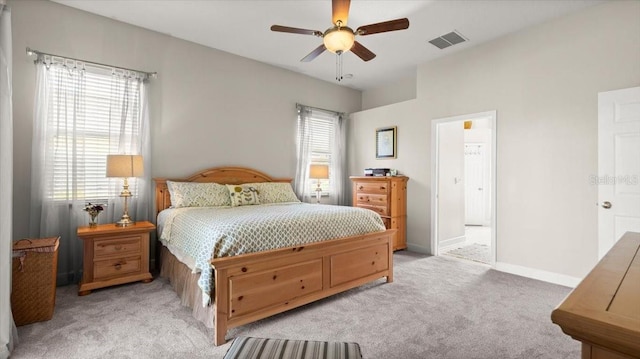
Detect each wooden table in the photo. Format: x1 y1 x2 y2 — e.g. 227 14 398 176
551 232 640 359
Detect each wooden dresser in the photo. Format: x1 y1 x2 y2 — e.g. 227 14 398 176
77 221 155 295
350 176 408 251
551 232 640 359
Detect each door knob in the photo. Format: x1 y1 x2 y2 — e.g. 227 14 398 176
602 201 612 209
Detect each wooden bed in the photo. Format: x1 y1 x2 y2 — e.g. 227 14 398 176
154 167 395 345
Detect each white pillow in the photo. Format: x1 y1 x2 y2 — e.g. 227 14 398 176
247 182 300 204
226 184 261 207
166 181 231 208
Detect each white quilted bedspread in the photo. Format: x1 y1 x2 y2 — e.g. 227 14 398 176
158 203 386 306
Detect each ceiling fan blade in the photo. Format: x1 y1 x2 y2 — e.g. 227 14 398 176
350 41 376 62
356 18 409 36
301 44 327 62
271 25 322 37
332 0 351 26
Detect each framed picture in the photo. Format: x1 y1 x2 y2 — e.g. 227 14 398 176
376 126 397 159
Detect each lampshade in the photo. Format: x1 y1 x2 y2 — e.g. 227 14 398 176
106 155 144 178
309 164 329 179
323 27 355 54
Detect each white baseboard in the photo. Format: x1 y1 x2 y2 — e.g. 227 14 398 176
438 235 466 251
494 262 581 288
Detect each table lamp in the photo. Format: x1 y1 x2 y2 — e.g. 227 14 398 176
309 164 329 204
106 155 144 227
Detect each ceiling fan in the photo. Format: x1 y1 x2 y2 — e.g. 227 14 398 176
270 0 409 63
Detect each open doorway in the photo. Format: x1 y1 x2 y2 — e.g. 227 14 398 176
431 111 497 265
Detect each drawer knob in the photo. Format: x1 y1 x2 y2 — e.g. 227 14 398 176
359 186 364 190
380 186 386 190
114 263 122 270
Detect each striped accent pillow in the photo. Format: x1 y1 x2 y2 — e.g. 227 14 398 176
223 337 363 359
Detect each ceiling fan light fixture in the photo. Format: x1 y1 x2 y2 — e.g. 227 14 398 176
323 27 355 54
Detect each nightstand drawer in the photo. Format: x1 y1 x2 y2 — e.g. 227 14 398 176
358 204 389 216
356 194 388 206
94 236 141 259
355 182 389 194
94 256 141 280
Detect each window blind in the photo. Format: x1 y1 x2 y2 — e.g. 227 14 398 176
46 65 141 201
301 109 336 195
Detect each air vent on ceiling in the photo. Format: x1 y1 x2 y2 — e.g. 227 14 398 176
428 30 467 50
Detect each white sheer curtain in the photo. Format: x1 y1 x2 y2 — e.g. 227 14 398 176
294 105 314 202
0 4 18 358
104 73 152 229
30 57 151 286
294 104 348 205
331 113 348 206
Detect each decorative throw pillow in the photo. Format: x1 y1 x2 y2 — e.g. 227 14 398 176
167 181 231 207
227 184 260 207
247 182 300 204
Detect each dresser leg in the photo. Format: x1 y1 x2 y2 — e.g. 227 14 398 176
141 278 153 283
78 290 91 296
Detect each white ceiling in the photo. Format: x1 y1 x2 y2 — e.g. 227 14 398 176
52 0 603 91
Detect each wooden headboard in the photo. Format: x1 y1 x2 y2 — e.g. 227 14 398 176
153 167 292 216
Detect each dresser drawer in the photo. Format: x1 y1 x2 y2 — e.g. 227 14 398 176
350 176 408 252
94 256 141 280
94 236 141 259
358 204 389 216
356 193 388 206
355 181 389 194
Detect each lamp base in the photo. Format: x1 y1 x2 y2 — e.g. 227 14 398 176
115 216 135 227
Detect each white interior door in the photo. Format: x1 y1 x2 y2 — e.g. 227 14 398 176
598 86 640 258
465 143 485 225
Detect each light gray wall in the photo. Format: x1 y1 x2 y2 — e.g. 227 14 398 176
349 0 640 279
10 0 362 239
349 100 432 253
361 75 416 111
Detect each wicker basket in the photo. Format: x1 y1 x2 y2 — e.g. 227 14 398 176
11 236 60 326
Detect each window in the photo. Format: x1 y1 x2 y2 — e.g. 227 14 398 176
42 61 144 202
304 115 334 195
295 105 346 204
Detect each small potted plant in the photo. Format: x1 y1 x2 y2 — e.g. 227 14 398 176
83 202 106 227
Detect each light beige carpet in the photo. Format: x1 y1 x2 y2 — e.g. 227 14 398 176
12 252 579 358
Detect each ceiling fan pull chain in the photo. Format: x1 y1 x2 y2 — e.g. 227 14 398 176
336 51 344 82
336 52 340 81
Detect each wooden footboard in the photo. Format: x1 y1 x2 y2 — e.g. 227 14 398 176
211 229 395 346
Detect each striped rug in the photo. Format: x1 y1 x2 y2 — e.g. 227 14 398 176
223 336 363 359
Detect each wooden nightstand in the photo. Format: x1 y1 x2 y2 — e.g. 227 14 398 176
77 221 155 296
